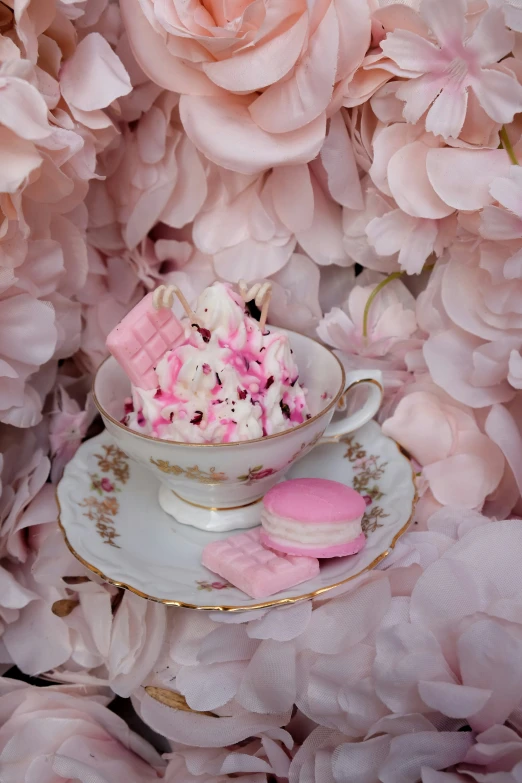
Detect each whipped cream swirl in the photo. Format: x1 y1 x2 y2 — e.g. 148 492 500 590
124 282 309 443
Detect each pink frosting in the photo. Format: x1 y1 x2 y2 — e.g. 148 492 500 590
263 478 366 523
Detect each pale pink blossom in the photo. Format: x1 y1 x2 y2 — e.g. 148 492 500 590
375 520 522 732
192 159 349 280
369 121 512 217
420 237 522 408
0 677 165 782
382 384 505 522
3 513 167 694
380 0 522 140
317 270 419 361
289 716 473 783
481 165 522 279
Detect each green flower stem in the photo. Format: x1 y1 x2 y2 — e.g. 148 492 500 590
362 263 435 339
500 125 519 166
362 271 403 338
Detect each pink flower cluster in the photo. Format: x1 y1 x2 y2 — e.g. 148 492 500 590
3 0 522 778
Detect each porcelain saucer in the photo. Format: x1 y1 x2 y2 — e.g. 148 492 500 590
57 420 416 611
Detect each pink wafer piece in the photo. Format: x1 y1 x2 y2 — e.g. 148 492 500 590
201 528 319 599
106 293 184 390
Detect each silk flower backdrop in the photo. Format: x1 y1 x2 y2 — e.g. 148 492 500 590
2 0 522 780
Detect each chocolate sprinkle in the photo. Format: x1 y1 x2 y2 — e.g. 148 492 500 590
265 376 274 389
170 412 174 422
306 413 312 420
237 387 247 400
280 401 291 419
190 411 203 425
216 372 222 385
192 324 211 343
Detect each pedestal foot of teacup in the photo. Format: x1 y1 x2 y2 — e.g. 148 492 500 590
158 485 263 532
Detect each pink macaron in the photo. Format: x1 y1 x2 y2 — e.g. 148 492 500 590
260 478 366 558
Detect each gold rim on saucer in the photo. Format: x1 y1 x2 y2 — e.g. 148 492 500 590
56 439 417 612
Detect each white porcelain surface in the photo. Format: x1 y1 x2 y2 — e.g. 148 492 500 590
57 421 416 611
93 328 383 531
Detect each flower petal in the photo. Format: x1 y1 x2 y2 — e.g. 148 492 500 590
270 164 314 233
420 0 466 49
426 148 511 211
388 141 455 219
397 73 446 126
381 29 444 73
180 94 325 174
398 218 438 275
249 2 338 133
366 209 414 256
321 111 363 210
489 167 522 215
0 77 51 140
468 8 514 67
120 0 220 95
425 84 468 139
60 33 132 111
0 127 42 194
418 681 492 718
480 205 522 241
471 67 522 124
203 13 307 91
296 173 348 265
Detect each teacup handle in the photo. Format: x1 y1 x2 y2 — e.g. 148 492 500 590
322 369 383 439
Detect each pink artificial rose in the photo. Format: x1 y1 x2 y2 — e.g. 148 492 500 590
0 678 165 782
121 0 371 172
382 386 504 521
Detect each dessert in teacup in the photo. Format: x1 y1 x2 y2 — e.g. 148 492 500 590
94 281 383 532
109 281 309 444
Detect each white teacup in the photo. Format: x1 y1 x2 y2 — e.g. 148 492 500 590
93 328 383 532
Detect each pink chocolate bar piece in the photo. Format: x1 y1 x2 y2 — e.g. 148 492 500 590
201 528 320 599
106 292 184 390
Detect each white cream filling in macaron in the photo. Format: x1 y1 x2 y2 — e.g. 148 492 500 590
261 509 363 547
